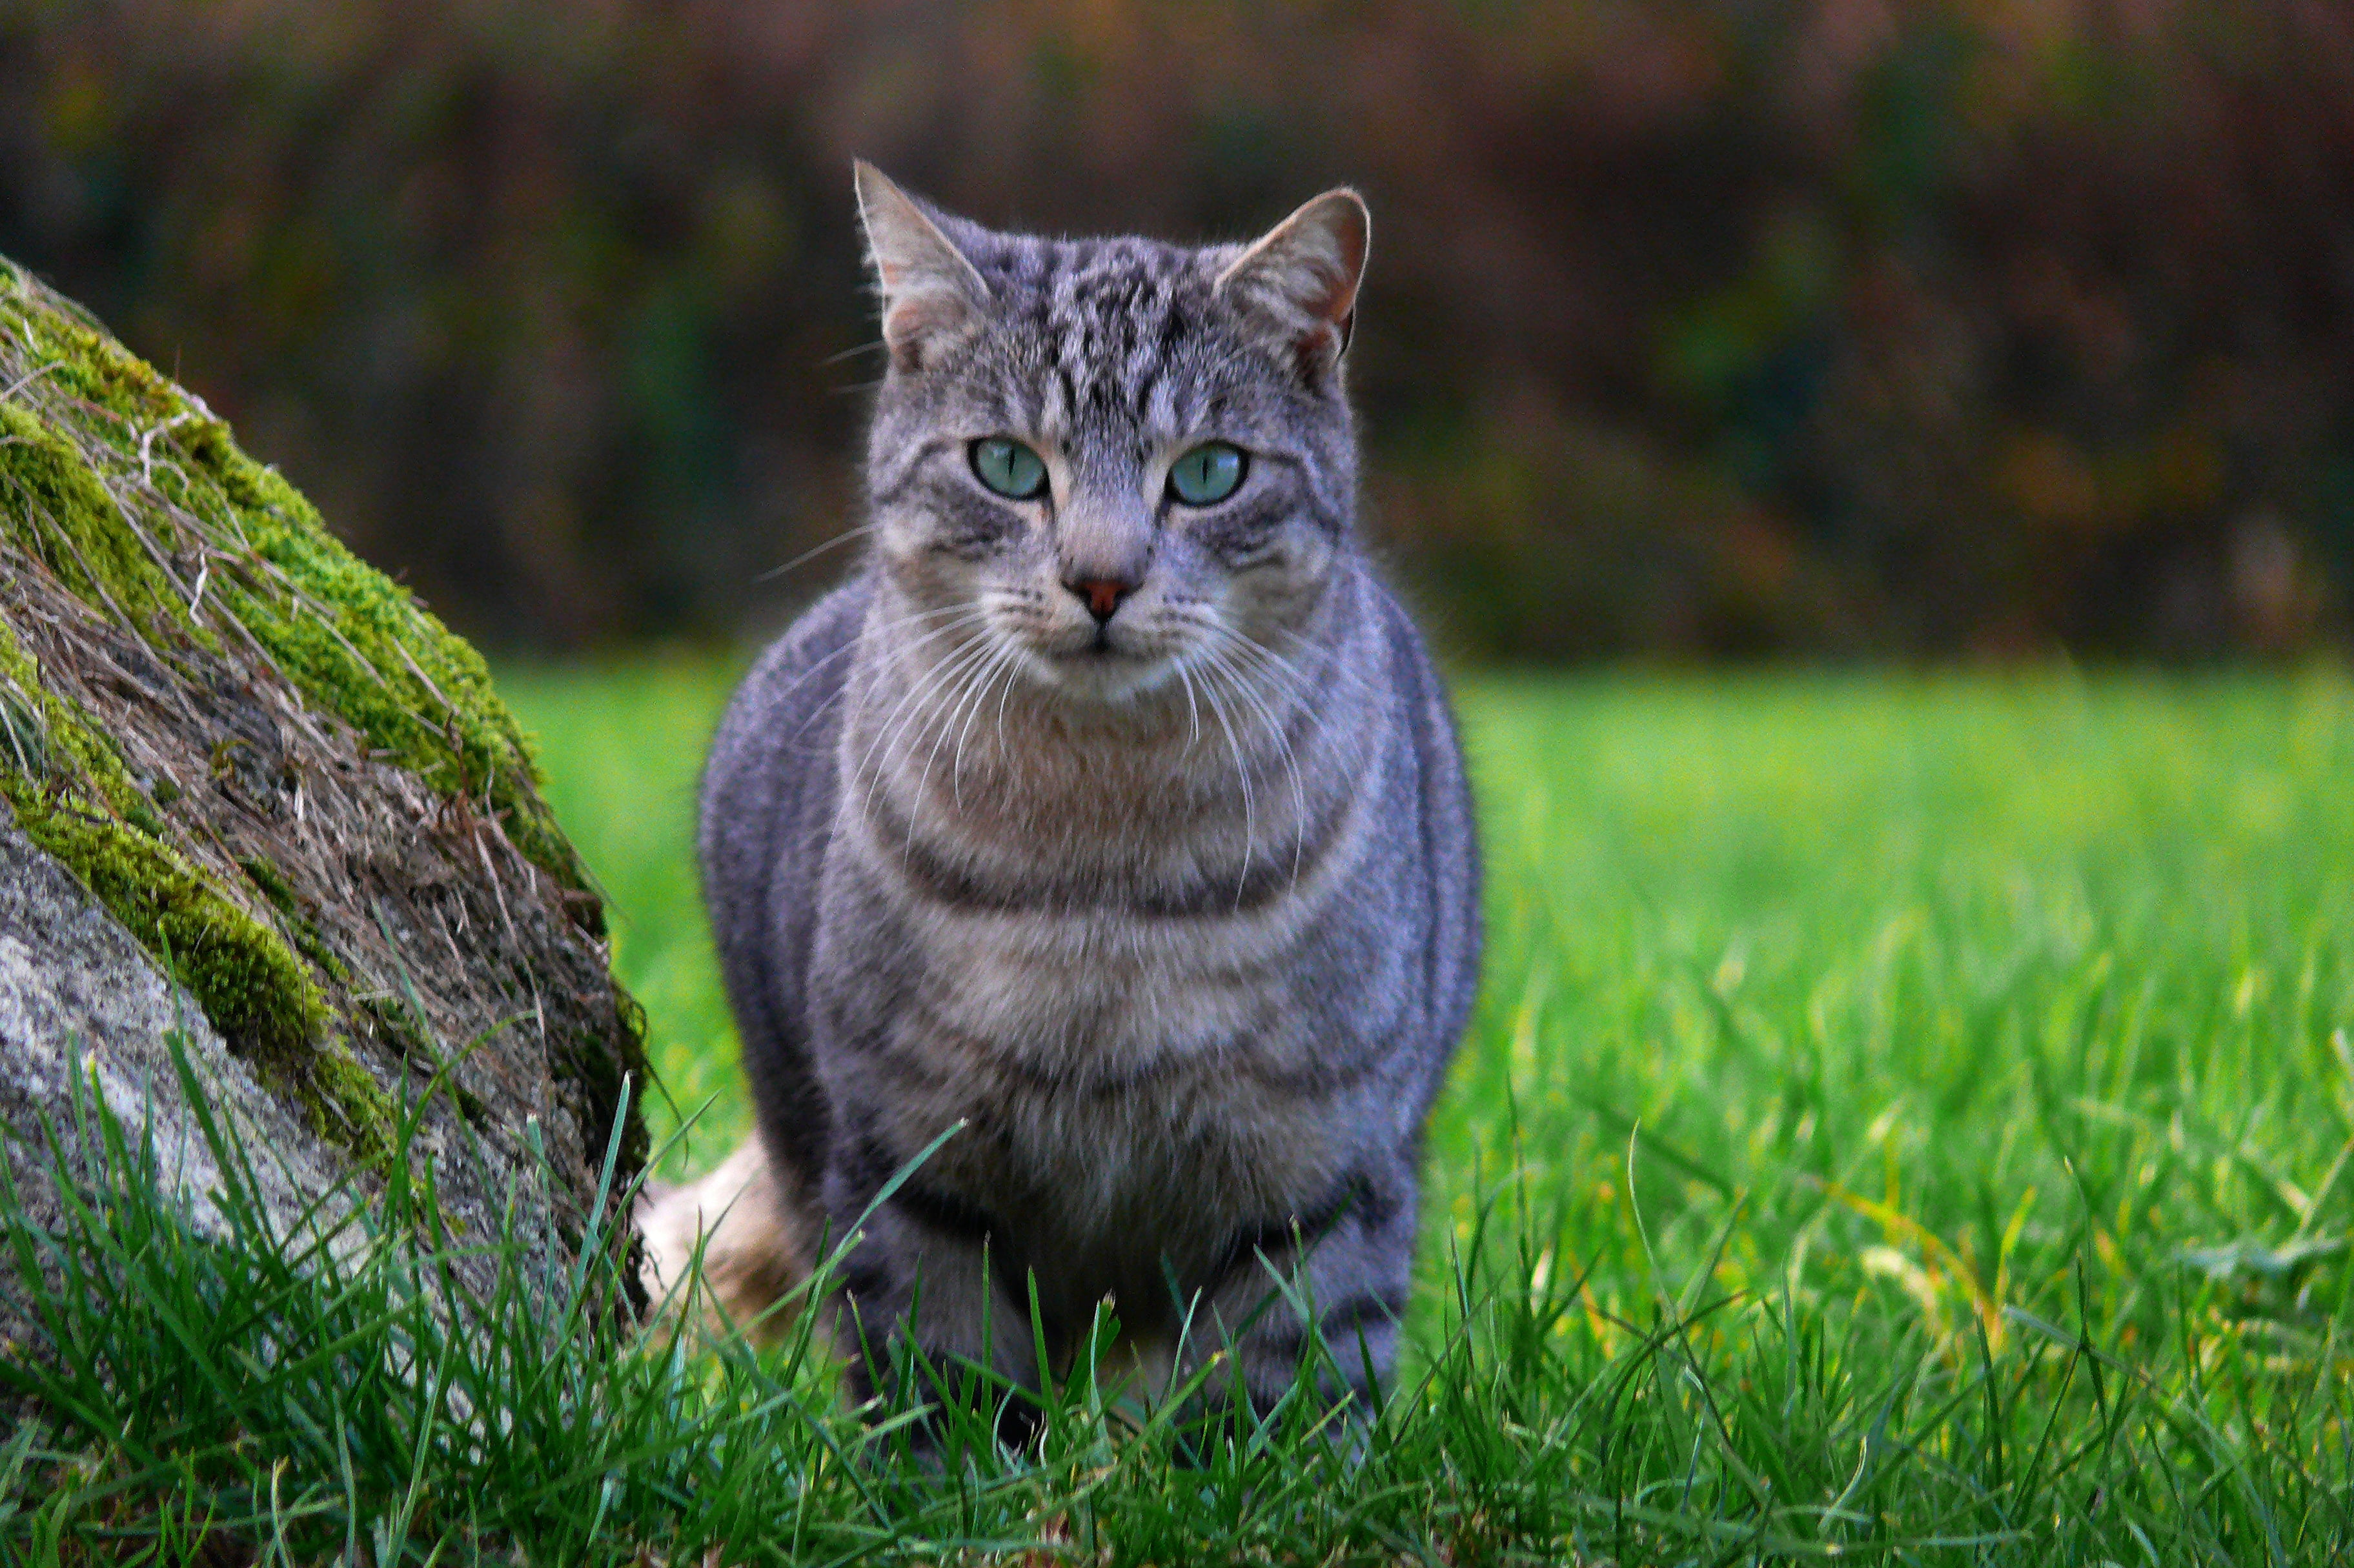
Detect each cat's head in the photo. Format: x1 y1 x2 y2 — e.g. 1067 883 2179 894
855 163 1366 707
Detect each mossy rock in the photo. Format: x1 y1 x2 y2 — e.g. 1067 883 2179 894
0 257 646 1294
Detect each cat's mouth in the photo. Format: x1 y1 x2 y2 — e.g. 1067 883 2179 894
1022 626 1182 703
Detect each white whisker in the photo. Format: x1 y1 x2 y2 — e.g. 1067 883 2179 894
851 608 1000 827
1174 657 1204 751
920 631 1015 817
951 642 1023 810
778 601 992 744
754 522 880 583
1190 652 1257 911
1195 637 1309 894
1213 632 1317 845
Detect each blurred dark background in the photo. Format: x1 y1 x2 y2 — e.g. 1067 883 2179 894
3 0 2350 661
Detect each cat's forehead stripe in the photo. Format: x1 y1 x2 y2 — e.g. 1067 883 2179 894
973 235 1227 446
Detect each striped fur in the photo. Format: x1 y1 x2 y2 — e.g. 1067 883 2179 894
658 166 1481 1422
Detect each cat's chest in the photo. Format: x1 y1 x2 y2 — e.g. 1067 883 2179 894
946 1067 1363 1278
807 740 1401 1240
813 892 1366 1233
919 905 1301 1070
869 973 1368 1275
817 884 1335 1116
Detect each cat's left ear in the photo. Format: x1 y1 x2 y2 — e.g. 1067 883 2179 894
855 161 992 374
1215 189 1370 383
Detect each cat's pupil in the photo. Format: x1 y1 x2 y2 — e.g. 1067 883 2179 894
1168 442 1246 506
971 437 1048 501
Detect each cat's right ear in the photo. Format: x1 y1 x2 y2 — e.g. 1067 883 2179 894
1215 188 1370 386
854 161 991 374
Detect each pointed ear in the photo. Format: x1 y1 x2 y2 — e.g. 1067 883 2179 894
1214 188 1370 381
854 161 991 373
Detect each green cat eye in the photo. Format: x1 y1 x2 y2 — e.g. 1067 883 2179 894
969 437 1049 501
1168 442 1247 507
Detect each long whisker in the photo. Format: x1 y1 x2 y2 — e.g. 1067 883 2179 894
1174 657 1204 751
991 641 1026 762
951 641 1023 810
779 601 991 745
1161 611 1320 739
819 339 890 368
860 636 995 846
755 523 880 583
918 630 1015 818
1157 606 1322 887
1214 627 1321 712
1195 638 1308 892
868 627 1002 813
1205 623 1338 783
1199 632 1315 874
1186 647 1257 911
850 607 999 812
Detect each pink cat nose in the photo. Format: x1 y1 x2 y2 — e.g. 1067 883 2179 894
1066 576 1134 623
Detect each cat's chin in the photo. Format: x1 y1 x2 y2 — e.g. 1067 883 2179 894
1021 643 1186 709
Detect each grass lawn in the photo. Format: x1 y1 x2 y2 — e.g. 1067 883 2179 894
8 664 2353 1562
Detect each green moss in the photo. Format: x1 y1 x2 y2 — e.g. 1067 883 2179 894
232 856 408 1161
303 1045 400 1168
0 263 587 904
0 627 394 1164
0 688 44 778
12 297 183 434
235 851 299 912
185 433 591 899
238 854 354 984
0 259 592 1173
15 791 320 1056
0 403 194 639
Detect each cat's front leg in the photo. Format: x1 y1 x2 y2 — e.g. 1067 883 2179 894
1186 1165 1420 1425
824 1151 1046 1447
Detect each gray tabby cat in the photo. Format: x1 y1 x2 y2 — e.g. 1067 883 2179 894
643 163 1481 1425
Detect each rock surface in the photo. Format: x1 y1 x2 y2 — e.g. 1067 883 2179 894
0 256 645 1327
0 813 343 1277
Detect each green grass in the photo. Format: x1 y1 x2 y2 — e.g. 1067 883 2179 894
6 665 2354 1563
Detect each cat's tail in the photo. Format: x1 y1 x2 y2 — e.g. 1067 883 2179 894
635 1136 811 1346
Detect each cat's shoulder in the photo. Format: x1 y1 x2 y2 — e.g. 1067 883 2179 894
705 573 873 793
757 573 873 676
723 574 870 709
1356 567 1451 698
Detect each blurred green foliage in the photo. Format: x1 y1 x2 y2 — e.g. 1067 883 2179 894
3 0 2349 659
